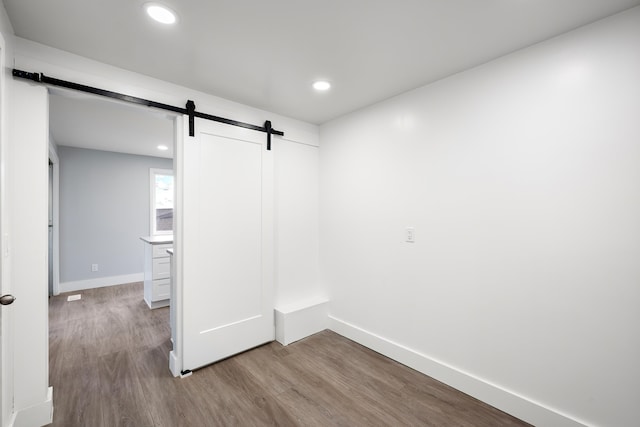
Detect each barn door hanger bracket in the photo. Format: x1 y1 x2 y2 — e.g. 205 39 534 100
264 120 273 151
186 100 196 137
12 68 284 150
184 99 282 150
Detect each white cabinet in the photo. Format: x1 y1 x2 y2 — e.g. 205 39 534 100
140 236 173 309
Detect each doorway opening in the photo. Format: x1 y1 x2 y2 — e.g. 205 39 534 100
47 90 178 420
48 90 176 294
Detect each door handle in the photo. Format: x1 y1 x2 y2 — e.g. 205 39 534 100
0 295 16 305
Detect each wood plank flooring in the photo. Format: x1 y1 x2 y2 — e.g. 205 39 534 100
49 283 530 427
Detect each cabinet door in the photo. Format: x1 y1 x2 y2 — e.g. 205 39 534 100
152 258 171 280
152 279 170 301
152 243 172 258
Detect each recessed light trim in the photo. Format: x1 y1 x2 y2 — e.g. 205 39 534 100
157 144 169 151
145 3 177 25
313 80 331 91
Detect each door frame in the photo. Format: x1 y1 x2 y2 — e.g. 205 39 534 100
7 77 53 427
48 143 60 296
0 31 13 427
170 115 184 376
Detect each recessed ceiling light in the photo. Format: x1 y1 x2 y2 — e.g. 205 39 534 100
313 80 331 91
157 145 169 151
145 3 177 25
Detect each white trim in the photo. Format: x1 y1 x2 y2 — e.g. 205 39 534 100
48 142 60 296
0 30 13 427
149 168 174 236
9 386 53 427
0 32 7 427
170 115 185 377
279 136 319 148
275 297 329 345
59 273 144 293
328 315 589 427
169 350 179 377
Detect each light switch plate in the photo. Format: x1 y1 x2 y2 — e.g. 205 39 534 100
406 227 415 243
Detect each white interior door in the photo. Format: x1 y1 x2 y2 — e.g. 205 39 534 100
4 81 51 425
181 118 274 371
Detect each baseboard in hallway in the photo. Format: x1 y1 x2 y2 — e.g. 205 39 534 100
58 272 144 293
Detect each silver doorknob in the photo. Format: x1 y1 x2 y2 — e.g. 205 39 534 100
0 295 16 305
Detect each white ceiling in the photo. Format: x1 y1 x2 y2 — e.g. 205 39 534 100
49 92 174 158
5 0 640 156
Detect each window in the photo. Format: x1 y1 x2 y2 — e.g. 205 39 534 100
150 168 174 235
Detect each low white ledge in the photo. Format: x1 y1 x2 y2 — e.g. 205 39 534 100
275 297 329 346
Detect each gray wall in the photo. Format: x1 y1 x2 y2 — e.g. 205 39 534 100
59 146 172 283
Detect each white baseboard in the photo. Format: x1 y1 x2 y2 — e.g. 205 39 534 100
10 386 53 427
275 298 329 346
59 273 144 293
169 350 180 377
329 315 588 427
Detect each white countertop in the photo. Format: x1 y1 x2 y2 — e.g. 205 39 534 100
140 235 173 244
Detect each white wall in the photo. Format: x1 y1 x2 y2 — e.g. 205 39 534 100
8 80 52 426
0 7 11 36
58 147 172 289
320 7 640 427
274 140 322 307
9 35 320 419
0 4 16 426
13 38 319 150
13 39 321 310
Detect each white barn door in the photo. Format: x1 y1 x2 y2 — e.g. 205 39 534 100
181 118 274 371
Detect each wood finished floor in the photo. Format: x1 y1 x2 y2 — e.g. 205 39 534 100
49 283 530 427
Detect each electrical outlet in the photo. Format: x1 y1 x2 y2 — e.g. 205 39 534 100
91 264 98 272
406 227 415 243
